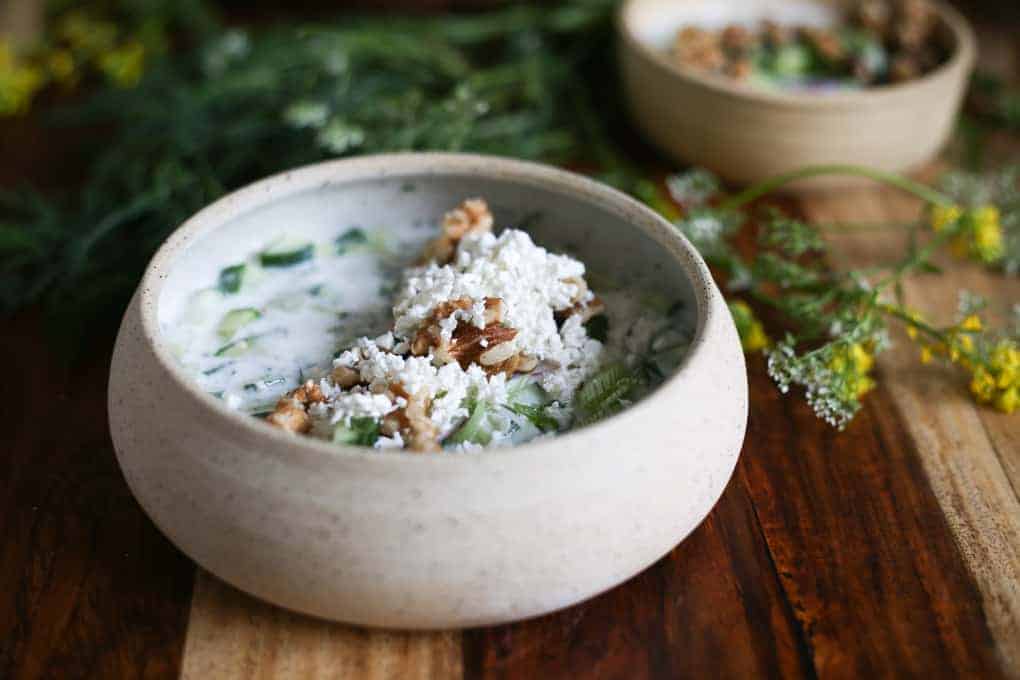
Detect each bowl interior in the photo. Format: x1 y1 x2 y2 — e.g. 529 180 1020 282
621 0 965 103
626 0 837 51
157 165 700 405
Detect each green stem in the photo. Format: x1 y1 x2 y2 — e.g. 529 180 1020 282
877 303 948 343
814 220 920 233
877 302 988 368
719 165 954 211
875 220 961 289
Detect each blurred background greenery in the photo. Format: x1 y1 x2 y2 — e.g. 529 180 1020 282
0 0 1016 353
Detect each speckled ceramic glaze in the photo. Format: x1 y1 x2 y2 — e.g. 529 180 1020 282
108 153 748 629
618 0 976 187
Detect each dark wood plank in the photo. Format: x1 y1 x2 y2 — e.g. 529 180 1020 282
462 359 1003 679
739 361 1002 678
462 473 812 680
0 315 195 680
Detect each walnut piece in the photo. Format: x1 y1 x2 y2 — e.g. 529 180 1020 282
407 295 536 377
439 323 518 370
420 198 494 264
556 295 605 325
380 385 440 453
330 365 361 389
267 380 326 434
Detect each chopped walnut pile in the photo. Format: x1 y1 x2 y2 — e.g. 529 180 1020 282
409 296 536 376
270 197 605 452
670 0 946 86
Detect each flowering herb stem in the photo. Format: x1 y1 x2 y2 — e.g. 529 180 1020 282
719 164 954 210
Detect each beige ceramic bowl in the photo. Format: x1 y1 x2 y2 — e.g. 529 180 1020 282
108 153 748 629
618 0 976 187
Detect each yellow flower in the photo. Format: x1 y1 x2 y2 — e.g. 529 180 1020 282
919 346 934 364
98 41 145 88
970 367 996 403
960 315 982 332
743 323 769 352
931 204 963 233
828 343 877 402
990 342 1019 390
967 206 1004 264
967 341 1018 411
849 343 874 374
0 43 46 116
729 301 770 353
996 387 1018 414
855 374 876 399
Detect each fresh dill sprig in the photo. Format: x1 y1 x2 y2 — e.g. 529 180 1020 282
1 0 634 350
657 166 1019 425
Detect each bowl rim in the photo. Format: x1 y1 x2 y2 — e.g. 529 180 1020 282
132 152 734 464
617 0 977 110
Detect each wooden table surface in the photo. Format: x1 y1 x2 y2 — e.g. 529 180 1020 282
3 4 1019 680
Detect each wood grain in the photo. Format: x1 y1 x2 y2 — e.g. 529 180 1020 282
180 573 461 680
804 186 1020 674
0 316 195 680
460 357 1004 679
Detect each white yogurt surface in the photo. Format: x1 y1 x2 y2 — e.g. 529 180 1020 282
164 222 429 413
163 210 693 450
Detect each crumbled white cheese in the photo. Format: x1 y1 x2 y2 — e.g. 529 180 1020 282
312 228 605 446
393 230 592 363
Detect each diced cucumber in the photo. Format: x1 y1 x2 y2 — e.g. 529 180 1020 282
446 399 492 446
214 336 254 357
506 378 547 406
333 417 380 446
217 307 261 340
259 236 315 267
504 402 558 432
335 227 368 254
218 264 246 293
772 43 813 78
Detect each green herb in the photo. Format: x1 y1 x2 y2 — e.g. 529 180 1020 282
260 242 315 268
218 264 246 293
333 417 381 446
335 228 368 254
505 402 559 432
665 165 1020 424
584 314 609 342
573 363 641 427
0 0 635 349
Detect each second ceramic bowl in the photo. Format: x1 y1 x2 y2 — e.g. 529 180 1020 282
618 0 976 187
108 153 748 629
